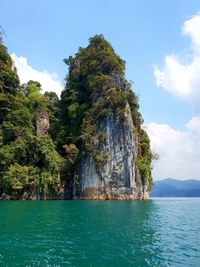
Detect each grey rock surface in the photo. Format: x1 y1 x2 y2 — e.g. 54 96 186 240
36 112 50 137
76 105 148 199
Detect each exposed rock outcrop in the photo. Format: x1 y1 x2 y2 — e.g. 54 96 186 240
36 112 50 136
62 35 152 200
74 75 150 200
76 112 140 199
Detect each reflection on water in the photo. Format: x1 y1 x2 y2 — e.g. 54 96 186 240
0 199 199 266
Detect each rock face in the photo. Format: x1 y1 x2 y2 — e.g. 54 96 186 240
75 106 148 200
74 74 150 200
62 35 152 200
36 112 50 136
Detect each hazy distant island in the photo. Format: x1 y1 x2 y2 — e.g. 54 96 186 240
0 34 152 200
151 178 200 197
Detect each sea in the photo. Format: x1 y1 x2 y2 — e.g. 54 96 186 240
0 198 199 267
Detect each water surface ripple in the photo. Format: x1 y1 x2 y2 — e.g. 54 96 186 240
0 198 199 266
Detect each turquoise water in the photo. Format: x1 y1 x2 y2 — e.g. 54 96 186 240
0 199 199 267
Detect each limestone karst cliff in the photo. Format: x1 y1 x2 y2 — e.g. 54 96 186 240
61 35 152 199
0 34 152 200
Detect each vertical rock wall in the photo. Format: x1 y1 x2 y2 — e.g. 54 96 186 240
75 104 149 200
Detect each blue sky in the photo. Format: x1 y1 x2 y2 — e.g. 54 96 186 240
1 0 200 180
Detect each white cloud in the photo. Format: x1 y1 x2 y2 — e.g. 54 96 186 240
145 117 200 180
154 13 200 104
183 12 200 54
186 116 200 133
151 12 200 180
11 53 63 96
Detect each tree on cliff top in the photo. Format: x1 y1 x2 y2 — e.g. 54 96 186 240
0 34 153 197
60 35 126 142
60 34 152 190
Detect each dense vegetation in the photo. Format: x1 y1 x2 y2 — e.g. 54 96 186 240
0 39 63 198
61 35 152 191
0 34 152 199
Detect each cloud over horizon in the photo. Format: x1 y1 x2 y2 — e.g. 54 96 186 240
154 13 200 109
145 116 200 180
11 53 63 96
151 12 200 180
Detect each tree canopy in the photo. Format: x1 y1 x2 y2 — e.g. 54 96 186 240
0 34 152 198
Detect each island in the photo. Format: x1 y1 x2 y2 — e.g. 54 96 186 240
0 35 152 200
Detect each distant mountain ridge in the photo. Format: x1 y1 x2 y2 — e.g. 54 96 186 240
150 178 200 197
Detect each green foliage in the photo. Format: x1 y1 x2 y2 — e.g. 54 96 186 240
3 163 60 197
137 128 152 191
0 144 16 167
21 80 42 95
60 35 125 144
63 144 79 170
33 136 63 171
44 91 59 109
0 42 19 95
0 34 153 198
0 41 20 124
43 91 60 144
60 34 152 188
2 107 34 144
3 164 35 191
25 91 48 115
94 153 109 168
0 37 64 198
